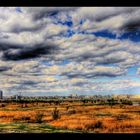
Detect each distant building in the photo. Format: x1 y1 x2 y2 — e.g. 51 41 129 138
15 95 18 100
0 90 3 99
15 95 21 100
70 93 78 97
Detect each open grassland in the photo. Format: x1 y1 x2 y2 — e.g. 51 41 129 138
0 102 140 133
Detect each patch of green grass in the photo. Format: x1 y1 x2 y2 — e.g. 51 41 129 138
0 122 82 133
0 124 7 127
40 124 56 130
39 124 83 133
18 124 27 130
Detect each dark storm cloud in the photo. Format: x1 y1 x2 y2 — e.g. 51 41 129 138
20 80 39 85
10 24 43 33
61 71 124 78
92 8 136 22
0 34 9 39
33 11 58 20
72 81 88 86
6 80 39 85
120 19 140 32
0 66 12 72
2 44 58 61
24 7 77 20
0 43 24 51
96 56 126 65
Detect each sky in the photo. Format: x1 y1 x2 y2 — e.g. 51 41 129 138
1 7 140 96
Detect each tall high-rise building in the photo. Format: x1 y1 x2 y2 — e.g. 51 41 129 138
0 90 3 99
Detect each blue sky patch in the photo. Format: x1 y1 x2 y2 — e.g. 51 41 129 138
93 30 117 39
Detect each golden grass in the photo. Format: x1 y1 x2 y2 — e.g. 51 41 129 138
0 102 140 132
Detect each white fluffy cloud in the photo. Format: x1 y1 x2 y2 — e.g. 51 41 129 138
71 7 140 34
0 7 140 95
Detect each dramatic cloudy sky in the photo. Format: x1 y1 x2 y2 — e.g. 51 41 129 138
1 7 140 96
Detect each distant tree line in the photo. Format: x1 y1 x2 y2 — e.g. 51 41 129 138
0 98 133 106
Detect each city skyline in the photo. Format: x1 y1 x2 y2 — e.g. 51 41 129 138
0 7 140 96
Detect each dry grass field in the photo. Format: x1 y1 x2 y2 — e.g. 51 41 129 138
0 101 140 133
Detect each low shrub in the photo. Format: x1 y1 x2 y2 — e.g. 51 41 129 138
120 104 124 108
52 107 60 120
0 104 6 107
94 120 103 129
35 111 44 123
21 115 31 121
18 124 27 130
85 121 104 131
66 106 70 111
67 109 76 115
121 100 133 105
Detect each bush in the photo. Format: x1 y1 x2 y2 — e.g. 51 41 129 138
52 107 60 120
85 121 103 131
127 100 133 105
120 104 124 108
18 124 27 130
35 111 44 123
66 106 70 111
85 123 94 130
21 115 31 121
0 104 6 107
94 120 103 129
108 98 116 108
98 101 106 105
121 100 133 105
67 109 76 115
81 100 88 104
